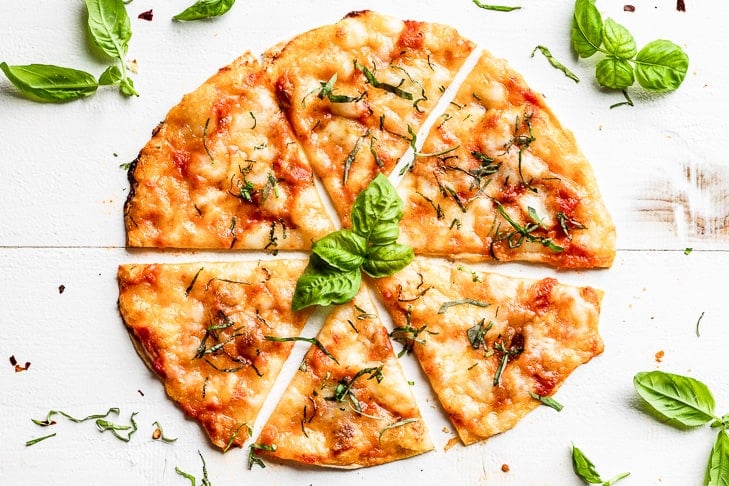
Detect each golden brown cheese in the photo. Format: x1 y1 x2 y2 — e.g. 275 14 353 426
373 257 604 445
124 53 335 250
265 10 475 223
256 285 433 467
117 260 313 449
397 50 616 268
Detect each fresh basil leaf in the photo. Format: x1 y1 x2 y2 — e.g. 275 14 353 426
361 244 413 278
571 0 603 58
98 65 122 85
0 62 99 102
602 18 637 60
173 0 236 21
292 256 361 311
634 370 716 428
595 57 634 89
119 76 138 96
84 0 132 60
705 428 729 486
312 230 367 272
571 444 604 484
634 39 689 92
350 173 403 246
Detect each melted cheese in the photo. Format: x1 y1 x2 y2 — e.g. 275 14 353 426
374 257 603 445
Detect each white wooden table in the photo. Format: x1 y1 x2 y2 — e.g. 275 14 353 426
2 1 727 484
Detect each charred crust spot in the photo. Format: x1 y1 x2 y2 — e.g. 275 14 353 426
344 10 370 19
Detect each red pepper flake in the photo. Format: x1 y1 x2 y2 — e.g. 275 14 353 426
655 350 665 363
10 355 31 372
676 0 686 11
58 284 65 294
623 5 635 12
138 9 153 21
501 464 510 473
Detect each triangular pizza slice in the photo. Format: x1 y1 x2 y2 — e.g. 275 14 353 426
124 53 335 251
255 284 433 468
372 257 604 445
117 260 313 449
397 49 616 268
265 10 475 224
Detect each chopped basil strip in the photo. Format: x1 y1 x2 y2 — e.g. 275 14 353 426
438 298 490 314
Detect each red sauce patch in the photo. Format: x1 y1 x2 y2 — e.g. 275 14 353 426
555 186 580 217
172 150 191 178
398 21 425 50
498 183 526 204
530 278 557 313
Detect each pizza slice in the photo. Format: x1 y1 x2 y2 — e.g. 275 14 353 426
254 284 433 468
265 10 475 224
124 52 335 251
372 257 604 445
117 260 313 449
397 49 616 268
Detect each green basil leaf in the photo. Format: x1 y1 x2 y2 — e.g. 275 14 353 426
98 65 122 85
571 0 603 58
705 429 729 486
173 0 236 21
602 18 637 60
350 173 403 246
595 57 634 89
634 39 689 92
362 244 413 278
292 256 361 311
312 230 367 272
571 444 604 484
119 76 138 97
84 0 132 60
633 370 716 428
0 62 99 102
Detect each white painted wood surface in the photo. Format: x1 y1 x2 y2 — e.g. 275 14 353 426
1 1 728 484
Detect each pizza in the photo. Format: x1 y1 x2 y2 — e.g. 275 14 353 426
117 260 313 449
396 49 616 268
264 10 475 223
124 52 335 251
372 257 604 445
117 9 615 470
255 284 432 467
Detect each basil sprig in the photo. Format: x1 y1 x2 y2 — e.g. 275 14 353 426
292 174 413 311
634 370 729 485
85 0 138 96
571 444 630 485
571 0 688 93
173 0 236 21
1 0 137 102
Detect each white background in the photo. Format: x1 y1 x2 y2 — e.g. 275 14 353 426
2 1 728 484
